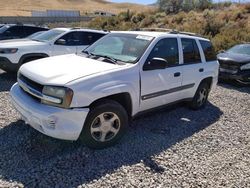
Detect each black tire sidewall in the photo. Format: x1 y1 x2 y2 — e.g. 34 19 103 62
79 100 128 149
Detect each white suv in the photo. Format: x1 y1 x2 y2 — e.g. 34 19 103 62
10 30 219 149
0 28 107 72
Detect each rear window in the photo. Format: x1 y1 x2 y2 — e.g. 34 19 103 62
181 38 201 64
199 40 217 62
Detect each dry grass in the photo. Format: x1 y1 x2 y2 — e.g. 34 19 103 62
0 0 154 16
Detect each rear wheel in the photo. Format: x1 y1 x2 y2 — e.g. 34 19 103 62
79 100 128 149
189 82 210 110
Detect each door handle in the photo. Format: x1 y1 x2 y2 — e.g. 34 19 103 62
174 72 181 77
199 68 204 72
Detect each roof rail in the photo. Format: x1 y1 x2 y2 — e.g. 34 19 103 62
173 31 201 37
132 27 201 37
133 28 178 33
71 27 110 32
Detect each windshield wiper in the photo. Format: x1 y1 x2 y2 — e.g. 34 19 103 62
82 51 125 65
97 55 119 64
82 50 93 56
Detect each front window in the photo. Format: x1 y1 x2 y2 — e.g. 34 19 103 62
147 38 179 66
227 44 250 56
84 33 154 63
32 29 65 42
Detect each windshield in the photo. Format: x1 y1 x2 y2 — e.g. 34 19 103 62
27 31 45 39
32 29 65 42
227 44 250 56
84 33 154 63
0 25 10 34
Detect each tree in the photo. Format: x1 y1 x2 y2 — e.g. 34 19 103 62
158 0 184 14
158 0 212 14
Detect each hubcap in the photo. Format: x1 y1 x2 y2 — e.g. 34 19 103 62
197 88 207 106
90 112 120 142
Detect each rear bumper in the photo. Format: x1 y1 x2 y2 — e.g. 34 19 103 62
10 83 89 141
0 56 18 72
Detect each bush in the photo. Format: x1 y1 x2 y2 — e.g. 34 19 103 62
86 4 250 52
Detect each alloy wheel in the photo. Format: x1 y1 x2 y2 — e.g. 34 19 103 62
90 112 120 142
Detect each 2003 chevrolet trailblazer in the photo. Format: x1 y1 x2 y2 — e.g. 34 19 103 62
10 30 219 149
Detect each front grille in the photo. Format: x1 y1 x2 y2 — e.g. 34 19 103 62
218 60 241 71
19 74 43 93
18 73 44 101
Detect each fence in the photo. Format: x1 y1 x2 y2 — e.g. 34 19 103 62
0 16 94 24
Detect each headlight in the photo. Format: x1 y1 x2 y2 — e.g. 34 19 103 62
41 86 74 108
240 63 250 70
0 48 18 54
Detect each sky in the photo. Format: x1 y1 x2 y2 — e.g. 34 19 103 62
109 0 156 5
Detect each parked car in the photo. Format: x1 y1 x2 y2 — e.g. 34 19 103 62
0 24 48 41
10 30 219 149
217 43 250 85
0 28 108 72
26 31 47 39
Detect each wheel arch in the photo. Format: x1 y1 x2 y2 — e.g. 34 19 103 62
19 53 49 64
89 92 133 119
199 77 213 91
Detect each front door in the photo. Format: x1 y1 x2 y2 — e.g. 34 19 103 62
140 37 183 111
52 31 80 56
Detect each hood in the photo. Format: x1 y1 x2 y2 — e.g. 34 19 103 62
19 54 124 85
217 52 250 63
0 39 46 48
0 39 30 43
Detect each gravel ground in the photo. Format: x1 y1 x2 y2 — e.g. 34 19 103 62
0 70 249 188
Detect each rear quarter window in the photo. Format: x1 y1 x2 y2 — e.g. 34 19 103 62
199 40 217 62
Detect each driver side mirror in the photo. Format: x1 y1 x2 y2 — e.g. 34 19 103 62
143 57 168 71
55 39 66 45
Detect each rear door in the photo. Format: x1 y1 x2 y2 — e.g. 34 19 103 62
180 38 204 98
140 37 183 111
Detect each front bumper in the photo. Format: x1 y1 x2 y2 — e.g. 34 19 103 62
10 83 89 141
0 56 18 72
219 69 250 81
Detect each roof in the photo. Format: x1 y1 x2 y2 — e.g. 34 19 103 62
112 30 210 41
51 28 71 32
70 28 108 34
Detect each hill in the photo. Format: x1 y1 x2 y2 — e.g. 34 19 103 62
88 4 250 52
0 0 154 16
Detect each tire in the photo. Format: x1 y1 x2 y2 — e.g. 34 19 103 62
189 82 210 110
79 99 128 149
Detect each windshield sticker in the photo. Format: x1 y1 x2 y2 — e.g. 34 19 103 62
136 35 153 41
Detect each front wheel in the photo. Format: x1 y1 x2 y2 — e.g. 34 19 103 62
79 100 128 149
189 82 210 110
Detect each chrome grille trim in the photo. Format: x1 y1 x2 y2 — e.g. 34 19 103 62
18 78 61 104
